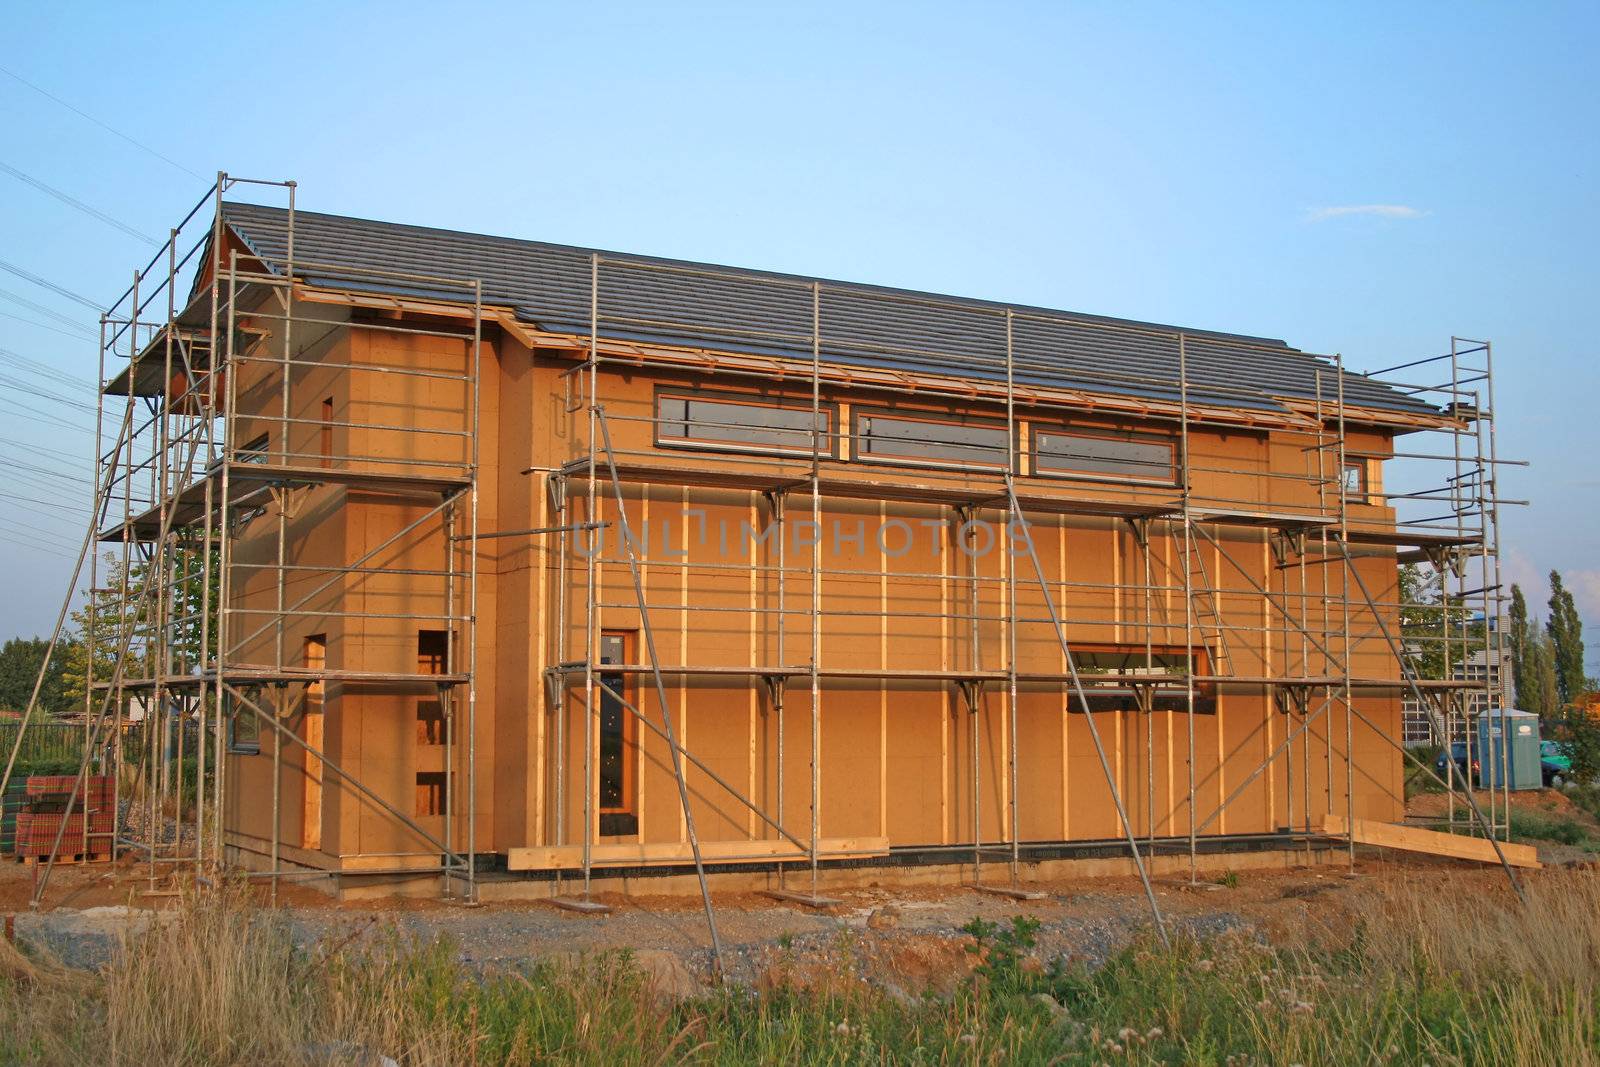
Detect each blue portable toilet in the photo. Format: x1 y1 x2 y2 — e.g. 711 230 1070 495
1476 708 1543 791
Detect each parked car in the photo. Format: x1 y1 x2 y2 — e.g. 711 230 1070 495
1434 741 1480 786
1541 740 1573 788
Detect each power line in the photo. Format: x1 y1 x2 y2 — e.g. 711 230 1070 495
0 396 94 434
0 374 98 415
0 287 94 333
0 489 89 516
0 160 158 246
0 346 94 392
0 309 96 342
0 514 76 542
0 258 102 312
0 494 89 530
0 502 81 533
0 524 78 561
0 515 77 545
0 64 204 181
7 471 92 502
0 533 76 563
0 435 87 466
0 372 94 412
8 458 91 487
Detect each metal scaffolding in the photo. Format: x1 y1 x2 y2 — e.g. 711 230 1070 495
533 250 1527 952
4 174 483 905
2 178 1525 947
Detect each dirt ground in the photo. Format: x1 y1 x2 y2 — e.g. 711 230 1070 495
3 789 1589 989
1406 784 1600 865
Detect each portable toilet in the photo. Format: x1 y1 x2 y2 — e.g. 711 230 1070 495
1476 708 1543 790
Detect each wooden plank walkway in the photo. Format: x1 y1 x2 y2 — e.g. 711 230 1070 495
1324 815 1541 869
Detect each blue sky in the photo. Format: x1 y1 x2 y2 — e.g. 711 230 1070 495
1 2 1596 667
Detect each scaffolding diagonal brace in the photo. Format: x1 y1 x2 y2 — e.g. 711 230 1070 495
1004 474 1170 946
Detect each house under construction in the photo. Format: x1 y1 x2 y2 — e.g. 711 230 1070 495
20 175 1531 922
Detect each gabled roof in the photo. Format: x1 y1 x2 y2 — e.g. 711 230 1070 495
218 201 1434 421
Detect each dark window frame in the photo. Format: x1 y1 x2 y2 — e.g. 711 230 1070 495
226 692 260 754
1030 425 1177 486
234 432 270 465
1068 642 1217 715
598 630 639 836
851 406 1014 472
654 387 839 460
320 396 335 468
417 630 449 747
415 771 447 818
1341 460 1369 502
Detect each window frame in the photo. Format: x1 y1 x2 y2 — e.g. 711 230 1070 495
1067 641 1217 714
416 630 449 747
1341 460 1370 503
653 387 839 460
319 396 335 468
414 771 447 818
597 630 639 835
234 432 270 465
226 692 261 754
851 406 1013 472
1029 425 1178 486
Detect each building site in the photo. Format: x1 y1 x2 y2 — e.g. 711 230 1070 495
2 175 1533 947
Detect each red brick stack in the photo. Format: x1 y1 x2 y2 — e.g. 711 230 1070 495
14 775 113 862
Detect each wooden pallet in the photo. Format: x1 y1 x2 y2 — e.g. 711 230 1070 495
18 852 110 867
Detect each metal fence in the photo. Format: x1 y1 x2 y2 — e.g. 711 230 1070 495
0 720 87 769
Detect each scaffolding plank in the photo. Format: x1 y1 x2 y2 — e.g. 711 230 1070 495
1340 527 1483 549
95 669 468 689
561 459 1180 520
508 836 890 871
100 461 471 541
1322 814 1541 869
543 663 1473 690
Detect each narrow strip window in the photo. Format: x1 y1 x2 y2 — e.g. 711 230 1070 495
598 631 638 837
1033 428 1175 484
656 393 830 457
855 412 1009 469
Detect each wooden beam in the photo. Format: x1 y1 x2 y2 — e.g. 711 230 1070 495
508 836 890 871
1323 815 1541 869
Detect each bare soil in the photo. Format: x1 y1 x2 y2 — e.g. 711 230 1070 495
0 840 1545 991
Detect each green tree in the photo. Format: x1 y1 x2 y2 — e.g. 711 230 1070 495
0 636 75 716
1399 564 1484 681
1546 570 1586 707
1509 584 1533 707
61 549 218 710
61 554 154 708
1520 629 1559 717
1550 705 1600 783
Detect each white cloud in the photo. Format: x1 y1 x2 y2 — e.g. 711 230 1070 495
1305 204 1427 222
1566 569 1600 625
1502 546 1543 604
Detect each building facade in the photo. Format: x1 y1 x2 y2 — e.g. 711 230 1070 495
93 186 1498 898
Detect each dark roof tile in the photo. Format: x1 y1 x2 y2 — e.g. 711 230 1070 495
221 201 1432 419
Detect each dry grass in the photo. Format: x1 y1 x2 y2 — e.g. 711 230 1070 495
0 871 1598 1064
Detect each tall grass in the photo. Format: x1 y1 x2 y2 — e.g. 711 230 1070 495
1 872 1598 1064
